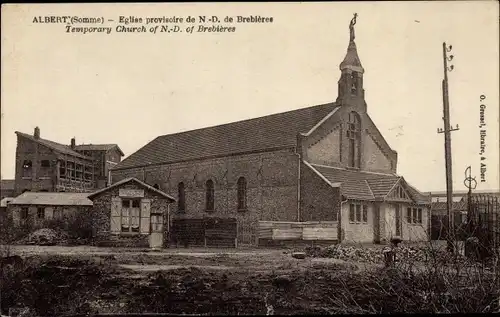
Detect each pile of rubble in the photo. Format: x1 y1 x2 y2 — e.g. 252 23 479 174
16 228 69 246
304 244 467 264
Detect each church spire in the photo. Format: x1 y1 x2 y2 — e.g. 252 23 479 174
340 13 364 73
337 13 365 104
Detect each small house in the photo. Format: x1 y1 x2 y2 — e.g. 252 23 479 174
87 177 176 249
7 192 93 228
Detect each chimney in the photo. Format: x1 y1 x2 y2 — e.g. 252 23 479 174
34 127 40 139
71 137 76 149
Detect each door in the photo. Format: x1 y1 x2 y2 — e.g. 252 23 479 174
395 204 401 237
149 214 164 249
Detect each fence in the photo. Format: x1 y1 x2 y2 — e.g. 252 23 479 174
170 217 238 248
465 195 500 260
258 221 338 246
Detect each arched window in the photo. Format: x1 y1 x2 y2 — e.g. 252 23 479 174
22 160 32 178
205 179 215 212
178 182 185 212
237 177 247 211
351 73 358 94
347 111 361 168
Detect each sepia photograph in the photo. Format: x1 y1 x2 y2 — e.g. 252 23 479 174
1 2 499 316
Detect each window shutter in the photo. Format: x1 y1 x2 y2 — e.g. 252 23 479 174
45 207 54 220
140 198 151 234
110 197 121 234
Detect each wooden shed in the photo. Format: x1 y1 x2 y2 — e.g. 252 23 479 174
87 177 176 249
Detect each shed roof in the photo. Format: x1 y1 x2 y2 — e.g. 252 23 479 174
9 192 93 206
87 177 176 202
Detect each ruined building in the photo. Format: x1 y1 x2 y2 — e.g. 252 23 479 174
14 127 124 195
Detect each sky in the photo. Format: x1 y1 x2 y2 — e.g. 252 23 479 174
1 2 499 193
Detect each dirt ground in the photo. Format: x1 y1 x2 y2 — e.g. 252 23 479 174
3 244 376 274
2 243 497 316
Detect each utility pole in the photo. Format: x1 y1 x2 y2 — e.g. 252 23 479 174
437 42 459 253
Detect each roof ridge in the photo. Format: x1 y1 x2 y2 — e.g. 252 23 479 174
155 102 337 139
309 163 399 177
364 179 375 199
16 131 89 158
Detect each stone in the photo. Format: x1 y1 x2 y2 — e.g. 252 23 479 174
292 252 306 259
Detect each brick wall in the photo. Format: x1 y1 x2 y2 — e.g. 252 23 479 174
299 105 397 174
90 181 171 247
111 150 300 246
363 133 393 172
299 162 341 222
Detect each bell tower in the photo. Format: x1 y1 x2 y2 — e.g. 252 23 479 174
336 13 365 108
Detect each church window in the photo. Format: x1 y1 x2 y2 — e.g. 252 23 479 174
237 177 247 211
205 179 215 212
178 182 185 212
347 112 361 168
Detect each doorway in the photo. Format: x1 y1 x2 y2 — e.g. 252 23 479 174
149 214 164 249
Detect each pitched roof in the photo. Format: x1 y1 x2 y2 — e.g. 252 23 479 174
87 177 176 202
9 192 93 206
309 163 429 204
114 102 339 170
74 144 125 156
1 179 15 190
340 41 364 72
16 132 89 159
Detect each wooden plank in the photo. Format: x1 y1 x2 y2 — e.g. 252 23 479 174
272 228 302 240
303 228 337 240
258 228 273 239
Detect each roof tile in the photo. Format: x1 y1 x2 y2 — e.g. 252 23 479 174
114 103 339 170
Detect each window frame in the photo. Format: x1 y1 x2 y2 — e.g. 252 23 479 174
22 160 33 178
36 207 45 219
205 179 215 212
177 182 186 212
20 207 29 220
349 203 368 224
120 198 142 233
407 207 423 225
347 112 361 169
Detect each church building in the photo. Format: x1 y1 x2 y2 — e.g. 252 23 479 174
110 15 430 246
